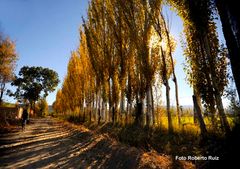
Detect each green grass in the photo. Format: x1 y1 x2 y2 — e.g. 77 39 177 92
54 110 238 168
0 102 16 108
80 120 222 158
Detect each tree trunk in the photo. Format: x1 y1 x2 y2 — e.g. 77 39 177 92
101 98 105 122
215 0 240 98
90 92 94 122
173 75 181 126
193 108 198 124
161 13 181 127
115 101 119 123
95 90 99 123
89 104 92 122
105 102 107 122
146 85 151 127
136 102 142 125
166 80 173 134
129 101 132 124
216 91 231 133
209 100 217 128
135 95 143 126
199 39 217 128
161 48 173 134
0 83 5 105
98 92 101 124
193 89 208 139
33 101 36 116
83 108 86 122
95 91 98 122
120 90 125 114
126 102 129 124
112 105 115 124
108 78 111 122
129 102 132 122
93 91 95 122
203 36 231 134
191 88 202 125
82 98 85 122
151 85 155 126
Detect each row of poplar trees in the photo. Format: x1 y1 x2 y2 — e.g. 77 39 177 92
54 0 240 137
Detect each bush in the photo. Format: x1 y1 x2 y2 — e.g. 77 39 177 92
36 98 48 117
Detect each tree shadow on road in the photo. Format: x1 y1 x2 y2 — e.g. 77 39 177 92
0 118 143 169
0 118 194 169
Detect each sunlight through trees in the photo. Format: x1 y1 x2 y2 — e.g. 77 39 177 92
53 0 239 138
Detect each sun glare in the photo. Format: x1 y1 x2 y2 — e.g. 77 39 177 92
149 29 168 51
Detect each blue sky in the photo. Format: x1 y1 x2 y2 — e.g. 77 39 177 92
0 1 226 106
0 0 89 104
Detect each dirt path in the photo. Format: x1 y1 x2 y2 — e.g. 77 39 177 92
0 117 195 169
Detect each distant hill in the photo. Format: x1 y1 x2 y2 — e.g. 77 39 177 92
179 105 193 109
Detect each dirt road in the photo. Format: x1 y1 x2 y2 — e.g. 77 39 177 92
0 117 194 169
